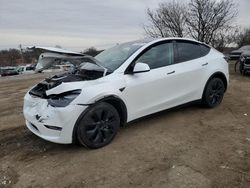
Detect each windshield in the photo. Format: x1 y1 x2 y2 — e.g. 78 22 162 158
80 62 105 72
16 67 24 72
95 41 148 71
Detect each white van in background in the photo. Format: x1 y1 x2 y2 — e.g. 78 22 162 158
17 65 35 74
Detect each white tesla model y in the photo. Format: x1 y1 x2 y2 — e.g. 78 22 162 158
23 38 229 148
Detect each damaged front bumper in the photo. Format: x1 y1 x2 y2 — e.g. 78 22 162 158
23 93 87 144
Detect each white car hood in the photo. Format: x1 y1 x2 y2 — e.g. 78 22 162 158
35 52 85 71
29 46 84 55
29 46 105 72
45 78 112 96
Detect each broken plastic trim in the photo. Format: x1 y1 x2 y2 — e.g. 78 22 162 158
30 122 39 131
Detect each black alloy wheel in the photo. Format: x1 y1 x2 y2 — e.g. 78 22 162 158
203 78 225 108
77 102 120 149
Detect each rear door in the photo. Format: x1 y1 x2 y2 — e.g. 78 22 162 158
169 40 210 103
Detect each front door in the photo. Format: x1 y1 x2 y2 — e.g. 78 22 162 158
123 41 177 121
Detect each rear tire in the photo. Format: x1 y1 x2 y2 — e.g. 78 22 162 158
77 102 120 149
202 78 225 108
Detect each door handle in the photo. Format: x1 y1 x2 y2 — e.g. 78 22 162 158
202 63 208 66
167 71 175 75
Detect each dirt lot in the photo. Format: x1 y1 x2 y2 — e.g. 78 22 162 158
1 65 250 188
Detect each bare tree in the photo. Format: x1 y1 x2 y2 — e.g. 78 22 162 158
208 26 239 51
144 0 238 49
83 47 103 57
55 45 62 49
234 28 250 47
144 1 187 38
0 49 21 66
186 0 237 43
19 44 25 64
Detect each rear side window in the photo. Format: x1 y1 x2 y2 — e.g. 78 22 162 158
175 41 211 63
200 44 211 56
175 41 201 63
26 67 34 71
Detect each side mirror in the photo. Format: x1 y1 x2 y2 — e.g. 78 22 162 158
133 62 150 74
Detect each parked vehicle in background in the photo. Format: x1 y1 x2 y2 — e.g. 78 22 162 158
229 45 250 60
0 67 19 77
238 51 250 75
16 65 36 74
24 38 229 149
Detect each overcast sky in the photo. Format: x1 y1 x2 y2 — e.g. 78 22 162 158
0 0 249 51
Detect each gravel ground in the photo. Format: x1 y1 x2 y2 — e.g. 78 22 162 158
1 64 250 188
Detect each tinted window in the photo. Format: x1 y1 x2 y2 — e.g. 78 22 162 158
200 44 210 56
26 67 34 71
176 41 202 63
51 66 61 70
136 43 174 69
95 40 152 71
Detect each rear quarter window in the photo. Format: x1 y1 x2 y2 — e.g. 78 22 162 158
175 41 211 63
200 44 211 56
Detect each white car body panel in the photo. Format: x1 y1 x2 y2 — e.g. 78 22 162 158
35 52 84 72
23 38 229 144
28 46 83 55
123 57 206 121
23 93 87 144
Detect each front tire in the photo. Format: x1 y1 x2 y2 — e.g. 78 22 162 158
202 78 225 108
77 102 120 149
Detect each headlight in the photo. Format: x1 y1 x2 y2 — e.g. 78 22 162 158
47 89 81 107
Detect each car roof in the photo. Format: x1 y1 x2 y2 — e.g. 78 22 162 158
240 45 250 49
134 37 209 47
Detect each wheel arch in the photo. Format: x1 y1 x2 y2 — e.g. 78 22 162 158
72 95 127 144
96 95 128 127
202 71 228 98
